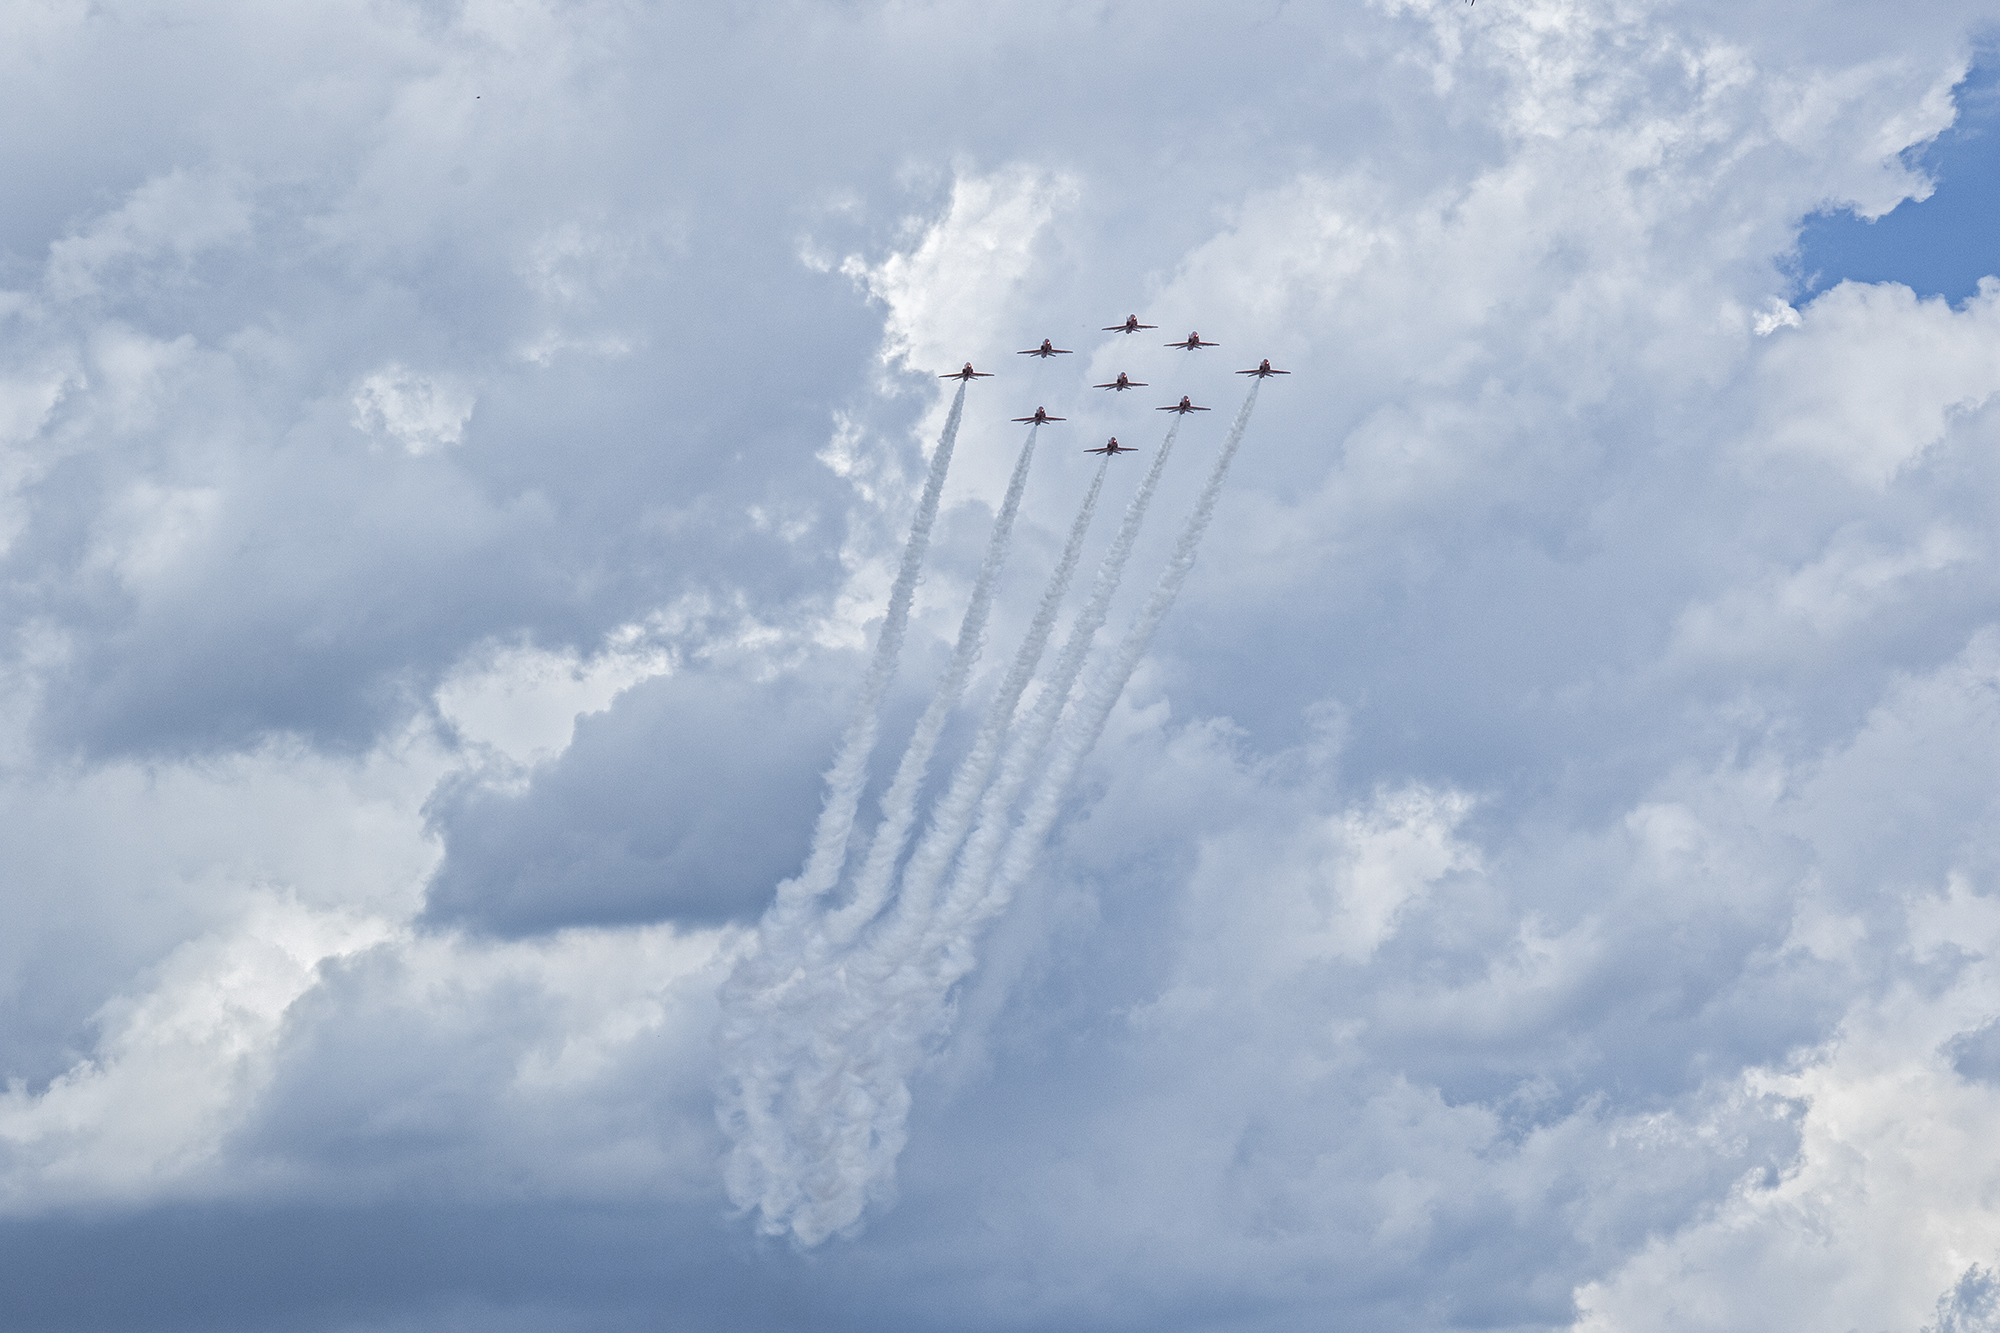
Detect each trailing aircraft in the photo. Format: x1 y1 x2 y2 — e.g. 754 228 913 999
1238 359 1289 378
1094 373 1147 391
1102 315 1158 334
941 363 994 381
1166 332 1219 350
1157 396 1210 414
1011 407 1066 425
1018 339 1073 358
1086 437 1136 455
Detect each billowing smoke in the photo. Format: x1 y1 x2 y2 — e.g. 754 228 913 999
716 375 1263 1246
715 384 965 1228
717 450 1111 1243
827 391 1261 1245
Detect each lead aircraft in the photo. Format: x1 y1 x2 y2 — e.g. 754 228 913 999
942 362 995 381
1011 407 1065 425
1018 339 1073 358
1166 332 1219 350
1094 373 1147 391
1086 437 1136 455
1103 315 1157 334
1158 396 1209 414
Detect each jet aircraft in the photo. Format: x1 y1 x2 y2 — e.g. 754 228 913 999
1018 339 1073 358
1086 437 1136 455
1103 315 1158 334
942 362 994 381
1157 396 1210 414
1166 332 1219 350
1094 373 1147 391
1238 359 1290 378
1011 407 1066 424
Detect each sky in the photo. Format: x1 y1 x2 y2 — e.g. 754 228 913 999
5 0 2000 1329
1798 51 2000 303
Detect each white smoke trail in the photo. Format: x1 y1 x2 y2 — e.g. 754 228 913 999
739 420 1187 1245
716 382 965 1229
917 412 1188 950
723 456 1111 1245
819 384 1262 1243
951 379 1263 945
717 380 1267 1248
864 453 1110 959
773 380 968 921
822 422 1043 948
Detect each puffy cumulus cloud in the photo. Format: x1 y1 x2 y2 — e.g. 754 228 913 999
0 730 446 1093
843 166 1081 383
6 0 2000 1329
857 706 1812 1330
1566 632 2000 1331
1189 781 1481 966
1752 279 2000 485
351 365 477 457
0 893 391 1213
422 650 850 933
232 921 732 1205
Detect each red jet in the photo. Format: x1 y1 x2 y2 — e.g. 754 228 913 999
1237 360 1290 378
1087 437 1137 455
1166 332 1219 350
941 363 995 381
1094 372 1148 391
1157 396 1210 414
1102 315 1158 334
1011 406 1066 424
1018 339 1073 358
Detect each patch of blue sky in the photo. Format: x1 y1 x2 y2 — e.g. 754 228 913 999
1795 55 2000 304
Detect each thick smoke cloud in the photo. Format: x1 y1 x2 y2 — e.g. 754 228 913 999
8 0 2000 1330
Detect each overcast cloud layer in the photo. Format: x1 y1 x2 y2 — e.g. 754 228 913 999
6 1 2000 1329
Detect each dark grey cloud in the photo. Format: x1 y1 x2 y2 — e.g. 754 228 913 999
423 655 850 931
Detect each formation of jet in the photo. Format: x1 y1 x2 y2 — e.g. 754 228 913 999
950 327 1278 450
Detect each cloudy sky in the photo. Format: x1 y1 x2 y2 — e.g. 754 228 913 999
6 0 2000 1328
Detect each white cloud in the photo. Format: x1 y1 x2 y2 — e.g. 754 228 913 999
4 0 2000 1325
44 168 253 302
436 627 673 768
352 364 477 456
840 164 1079 379
1669 521 1976 666
1753 279 2000 485
1181 783 1479 972
0 893 392 1213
